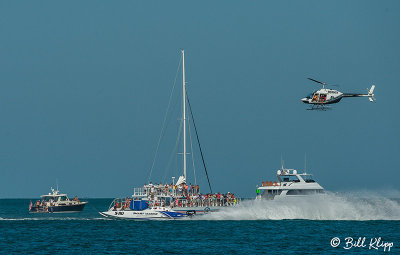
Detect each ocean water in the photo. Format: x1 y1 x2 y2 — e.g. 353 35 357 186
1 192 399 254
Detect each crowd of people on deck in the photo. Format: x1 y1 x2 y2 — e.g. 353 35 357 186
112 182 239 211
143 182 201 197
30 199 55 212
169 192 238 208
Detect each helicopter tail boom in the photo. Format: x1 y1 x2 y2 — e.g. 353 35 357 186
342 85 376 102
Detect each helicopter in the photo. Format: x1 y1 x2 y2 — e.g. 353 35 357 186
301 78 376 110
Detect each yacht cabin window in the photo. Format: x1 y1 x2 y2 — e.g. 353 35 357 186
279 175 300 182
286 189 324 195
302 175 316 183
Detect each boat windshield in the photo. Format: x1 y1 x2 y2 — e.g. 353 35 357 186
59 196 68 201
279 175 300 182
302 175 315 183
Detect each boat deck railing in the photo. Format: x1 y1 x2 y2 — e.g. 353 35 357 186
170 197 240 208
109 198 134 211
132 188 185 197
133 188 147 197
109 196 240 211
261 181 280 187
30 205 49 213
134 186 207 198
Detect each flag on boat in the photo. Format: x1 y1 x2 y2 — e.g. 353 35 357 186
176 175 186 186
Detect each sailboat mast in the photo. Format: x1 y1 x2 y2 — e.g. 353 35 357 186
182 50 187 180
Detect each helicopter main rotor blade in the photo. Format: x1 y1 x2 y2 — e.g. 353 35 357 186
307 78 326 85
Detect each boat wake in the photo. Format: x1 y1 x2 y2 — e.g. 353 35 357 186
197 191 400 221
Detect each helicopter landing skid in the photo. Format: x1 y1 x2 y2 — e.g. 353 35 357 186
307 105 331 111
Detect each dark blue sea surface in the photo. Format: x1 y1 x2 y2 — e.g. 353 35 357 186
0 197 399 254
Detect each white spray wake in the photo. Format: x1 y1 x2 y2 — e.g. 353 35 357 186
197 192 400 221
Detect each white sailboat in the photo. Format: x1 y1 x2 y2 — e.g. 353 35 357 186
100 50 239 220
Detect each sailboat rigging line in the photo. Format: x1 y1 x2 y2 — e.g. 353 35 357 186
148 55 182 183
162 118 183 183
185 89 213 193
187 115 197 185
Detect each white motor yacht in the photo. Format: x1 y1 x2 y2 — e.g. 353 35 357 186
256 168 324 200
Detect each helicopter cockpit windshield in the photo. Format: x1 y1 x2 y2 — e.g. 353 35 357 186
305 91 317 98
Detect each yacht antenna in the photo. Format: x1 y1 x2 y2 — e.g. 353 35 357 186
304 152 307 173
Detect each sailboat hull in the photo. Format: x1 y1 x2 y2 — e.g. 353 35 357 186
100 208 188 220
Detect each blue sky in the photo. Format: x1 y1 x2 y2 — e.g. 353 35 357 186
0 1 399 198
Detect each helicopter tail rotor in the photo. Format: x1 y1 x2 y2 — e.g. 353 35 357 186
367 85 376 102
